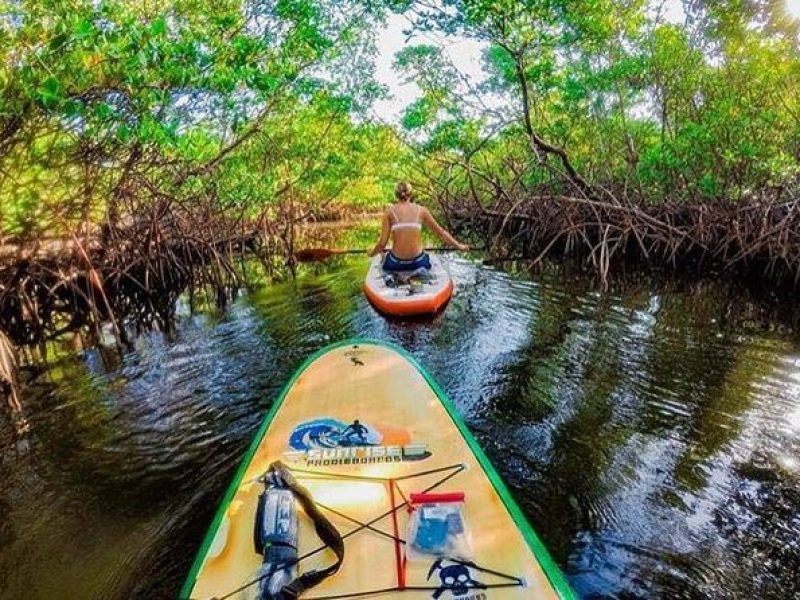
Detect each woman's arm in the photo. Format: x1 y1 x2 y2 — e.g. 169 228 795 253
367 212 391 257
421 208 469 251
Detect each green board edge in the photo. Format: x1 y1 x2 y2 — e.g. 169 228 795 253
180 337 576 600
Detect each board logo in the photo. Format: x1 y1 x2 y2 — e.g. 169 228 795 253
428 560 486 599
289 417 381 449
284 417 431 466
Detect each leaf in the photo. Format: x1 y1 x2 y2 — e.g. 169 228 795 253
150 17 167 37
75 18 94 40
64 99 83 118
116 124 132 141
36 77 62 107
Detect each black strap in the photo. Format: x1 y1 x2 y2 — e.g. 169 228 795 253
267 461 345 599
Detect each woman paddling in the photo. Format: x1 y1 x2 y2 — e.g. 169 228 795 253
367 181 469 271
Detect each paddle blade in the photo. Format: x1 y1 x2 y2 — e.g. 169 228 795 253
295 248 367 262
295 248 339 262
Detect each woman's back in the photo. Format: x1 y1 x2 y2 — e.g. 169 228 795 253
368 181 468 265
387 202 423 259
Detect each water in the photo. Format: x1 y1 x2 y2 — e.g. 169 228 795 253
1 253 799 599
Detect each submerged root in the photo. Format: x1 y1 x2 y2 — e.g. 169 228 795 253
0 201 263 347
0 330 21 413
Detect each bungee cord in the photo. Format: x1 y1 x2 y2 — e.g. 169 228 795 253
206 462 525 600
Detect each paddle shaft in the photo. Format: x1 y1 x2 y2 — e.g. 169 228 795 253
295 246 482 262
339 246 470 254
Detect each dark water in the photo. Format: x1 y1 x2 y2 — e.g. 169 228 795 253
2 253 800 599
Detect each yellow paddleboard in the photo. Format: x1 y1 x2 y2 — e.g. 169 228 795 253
181 340 575 600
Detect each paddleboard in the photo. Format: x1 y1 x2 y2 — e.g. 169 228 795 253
363 255 453 316
181 339 575 600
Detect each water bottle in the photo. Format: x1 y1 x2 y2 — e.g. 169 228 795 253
254 482 298 599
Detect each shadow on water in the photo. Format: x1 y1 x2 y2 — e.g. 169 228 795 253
1 227 799 599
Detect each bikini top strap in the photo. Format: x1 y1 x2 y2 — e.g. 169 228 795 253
387 205 398 224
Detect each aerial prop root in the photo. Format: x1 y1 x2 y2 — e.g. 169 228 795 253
449 193 800 289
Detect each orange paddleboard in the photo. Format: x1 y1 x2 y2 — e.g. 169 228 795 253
364 255 453 316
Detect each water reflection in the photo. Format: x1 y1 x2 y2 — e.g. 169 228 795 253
1 254 799 599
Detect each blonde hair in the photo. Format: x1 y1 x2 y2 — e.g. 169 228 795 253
395 181 413 202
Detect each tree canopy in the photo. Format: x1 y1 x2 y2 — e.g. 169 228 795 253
0 0 408 239
1 0 799 240
399 0 800 202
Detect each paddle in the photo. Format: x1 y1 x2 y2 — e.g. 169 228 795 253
295 248 369 262
295 246 476 263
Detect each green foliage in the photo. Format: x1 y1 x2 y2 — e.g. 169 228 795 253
398 0 800 202
0 0 406 238
2 0 799 242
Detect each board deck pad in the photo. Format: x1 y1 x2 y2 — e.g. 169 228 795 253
182 340 574 600
363 255 454 316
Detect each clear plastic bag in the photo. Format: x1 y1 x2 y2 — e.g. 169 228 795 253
406 492 473 561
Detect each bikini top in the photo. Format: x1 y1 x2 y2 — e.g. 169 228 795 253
388 205 422 232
